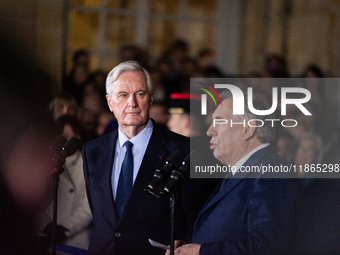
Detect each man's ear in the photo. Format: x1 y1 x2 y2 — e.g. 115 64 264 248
106 94 114 112
242 119 257 141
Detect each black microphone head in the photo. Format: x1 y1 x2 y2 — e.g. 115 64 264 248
50 135 68 154
182 151 191 163
56 135 68 145
161 151 198 196
166 150 185 168
63 136 83 156
146 150 185 192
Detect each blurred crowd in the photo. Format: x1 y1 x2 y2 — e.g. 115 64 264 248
2 35 340 254
60 39 339 172
59 41 340 253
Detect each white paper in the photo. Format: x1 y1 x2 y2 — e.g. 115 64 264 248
148 238 170 250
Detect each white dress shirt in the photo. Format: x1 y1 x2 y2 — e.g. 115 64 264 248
232 143 270 175
111 119 154 199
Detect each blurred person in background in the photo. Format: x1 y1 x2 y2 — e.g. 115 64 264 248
159 39 192 95
88 70 107 96
49 91 78 121
119 44 149 69
300 66 335 146
77 108 97 143
323 127 340 165
79 75 113 142
293 131 340 254
275 131 294 162
196 48 215 72
81 82 105 116
285 117 310 140
149 101 168 129
292 132 323 180
165 39 190 74
95 110 118 137
64 50 90 105
36 115 92 253
301 63 325 78
166 93 194 137
149 68 167 102
262 54 290 77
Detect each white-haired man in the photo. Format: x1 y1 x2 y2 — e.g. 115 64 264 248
83 61 190 254
167 89 303 255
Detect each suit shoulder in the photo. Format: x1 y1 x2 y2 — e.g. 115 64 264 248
263 151 287 166
153 123 189 143
83 131 116 150
163 129 190 143
152 125 190 155
256 145 288 166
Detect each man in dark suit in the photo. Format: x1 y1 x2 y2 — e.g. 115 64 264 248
82 61 189 254
168 89 302 255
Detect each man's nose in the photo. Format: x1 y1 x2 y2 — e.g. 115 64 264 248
207 123 215 137
128 95 137 107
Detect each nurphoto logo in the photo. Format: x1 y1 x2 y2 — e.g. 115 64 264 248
198 83 312 128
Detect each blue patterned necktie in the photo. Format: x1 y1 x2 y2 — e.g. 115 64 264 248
116 141 133 218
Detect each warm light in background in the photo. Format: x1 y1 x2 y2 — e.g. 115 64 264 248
66 0 217 73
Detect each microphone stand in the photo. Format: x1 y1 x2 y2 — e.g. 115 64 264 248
46 136 82 255
144 188 176 255
169 193 175 255
50 157 66 255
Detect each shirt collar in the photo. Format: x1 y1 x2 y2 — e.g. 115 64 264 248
232 143 270 175
118 119 153 150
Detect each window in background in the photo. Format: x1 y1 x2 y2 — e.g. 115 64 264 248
65 0 235 75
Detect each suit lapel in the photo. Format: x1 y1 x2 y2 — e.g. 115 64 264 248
197 145 275 221
198 177 246 219
117 124 169 224
98 131 120 224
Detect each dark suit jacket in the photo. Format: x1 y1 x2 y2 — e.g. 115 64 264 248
191 145 303 255
293 178 340 254
82 122 190 254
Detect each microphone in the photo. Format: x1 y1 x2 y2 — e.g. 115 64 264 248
49 136 68 156
51 136 83 175
59 136 83 159
160 151 197 196
146 150 185 192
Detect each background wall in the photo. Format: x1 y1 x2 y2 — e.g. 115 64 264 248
0 0 64 94
1 0 340 89
240 0 340 77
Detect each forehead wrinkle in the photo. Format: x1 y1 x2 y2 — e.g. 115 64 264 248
113 80 147 93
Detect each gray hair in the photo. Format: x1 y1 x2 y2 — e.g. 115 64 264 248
219 89 275 144
105 60 153 96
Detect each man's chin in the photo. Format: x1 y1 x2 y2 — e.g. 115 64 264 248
213 152 226 165
122 118 148 127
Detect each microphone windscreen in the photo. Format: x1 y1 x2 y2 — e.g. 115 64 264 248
50 135 68 153
55 135 68 149
64 137 83 156
182 152 191 163
167 150 185 168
